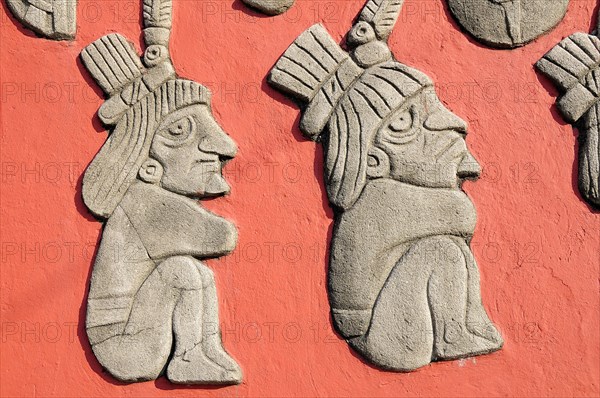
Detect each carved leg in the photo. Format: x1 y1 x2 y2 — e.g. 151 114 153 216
430 238 503 360
349 237 437 371
90 256 239 384
451 237 503 345
163 258 241 384
351 236 501 371
166 262 242 384
89 257 193 382
427 236 468 352
194 264 242 373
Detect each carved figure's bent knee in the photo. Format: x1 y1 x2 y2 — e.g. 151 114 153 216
342 236 503 371
88 255 241 384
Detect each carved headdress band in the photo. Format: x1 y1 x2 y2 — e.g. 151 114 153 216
269 0 433 209
80 0 212 218
81 0 211 126
269 0 430 139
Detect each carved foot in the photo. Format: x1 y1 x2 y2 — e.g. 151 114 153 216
467 321 503 345
202 334 242 372
433 324 503 361
348 335 433 372
166 344 242 385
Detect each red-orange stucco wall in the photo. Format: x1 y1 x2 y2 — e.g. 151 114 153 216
1 0 599 396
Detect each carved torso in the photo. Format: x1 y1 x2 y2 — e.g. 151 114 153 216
329 179 477 314
86 181 237 343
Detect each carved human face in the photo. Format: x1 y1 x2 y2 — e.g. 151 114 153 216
371 87 480 189
148 104 237 198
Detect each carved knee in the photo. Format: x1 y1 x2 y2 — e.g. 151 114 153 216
156 256 203 290
435 236 466 268
193 261 216 288
410 236 466 270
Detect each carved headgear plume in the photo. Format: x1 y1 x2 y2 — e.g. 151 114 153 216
536 8 600 207
269 0 433 210
537 32 600 123
80 0 211 219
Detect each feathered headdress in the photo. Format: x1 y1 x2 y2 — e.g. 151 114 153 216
269 0 433 210
536 11 600 208
536 33 600 123
80 0 211 218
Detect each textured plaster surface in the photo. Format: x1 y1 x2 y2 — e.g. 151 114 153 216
0 0 599 396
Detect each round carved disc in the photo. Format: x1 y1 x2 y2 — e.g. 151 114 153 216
448 0 569 48
6 0 76 40
241 0 295 15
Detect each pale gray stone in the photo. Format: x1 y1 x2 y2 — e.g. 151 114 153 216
448 0 569 48
80 0 242 385
6 0 76 40
241 0 294 15
269 0 503 372
536 10 600 209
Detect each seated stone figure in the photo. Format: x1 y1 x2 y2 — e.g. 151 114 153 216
269 0 503 371
80 0 242 384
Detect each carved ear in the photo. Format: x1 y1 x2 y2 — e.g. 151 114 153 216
139 159 164 184
366 147 390 178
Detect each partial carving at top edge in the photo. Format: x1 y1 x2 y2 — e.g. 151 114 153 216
536 8 600 209
7 0 76 40
448 0 569 49
241 0 294 15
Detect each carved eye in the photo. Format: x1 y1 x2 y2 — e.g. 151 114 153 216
159 116 195 143
389 111 412 132
382 107 418 144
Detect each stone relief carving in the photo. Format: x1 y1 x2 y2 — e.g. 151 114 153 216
536 9 600 209
241 0 294 16
80 0 242 384
6 0 76 40
448 0 569 48
269 0 503 371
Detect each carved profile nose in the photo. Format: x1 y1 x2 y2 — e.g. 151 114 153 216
425 108 468 134
457 152 481 179
199 126 238 160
